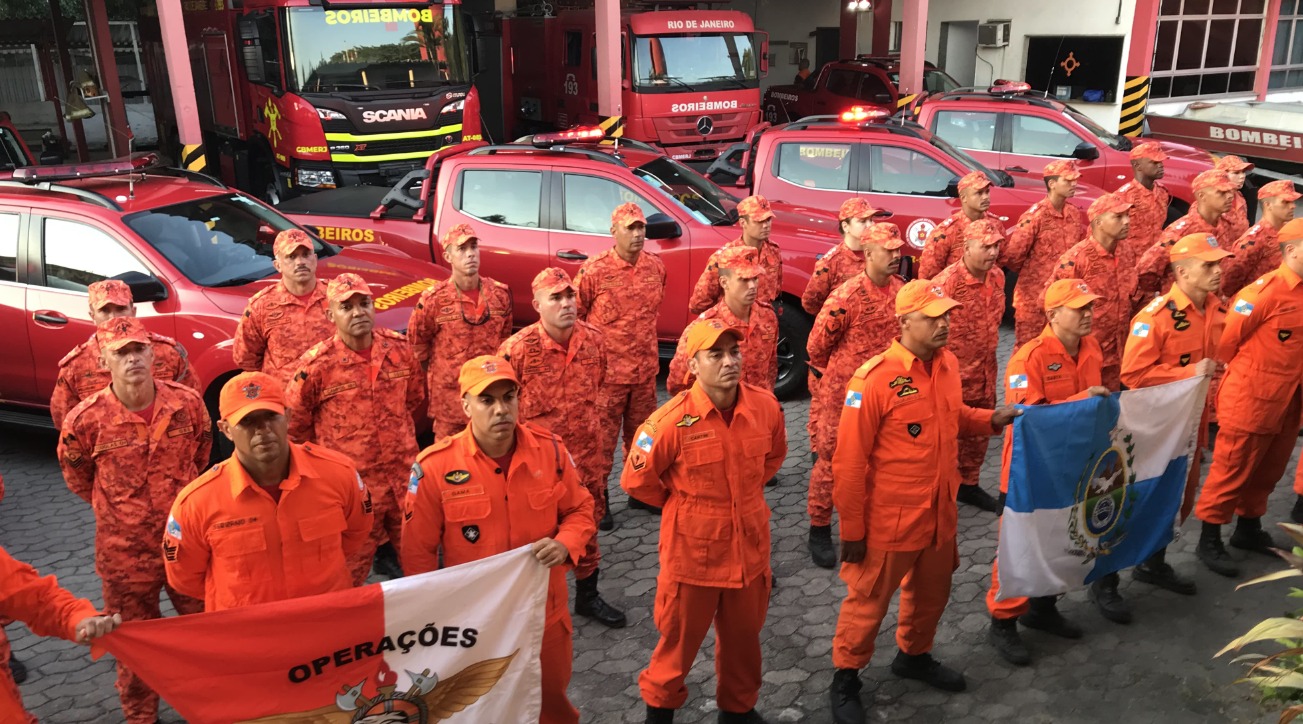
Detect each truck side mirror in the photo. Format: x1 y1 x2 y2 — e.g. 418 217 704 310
238 16 265 84
758 34 769 77
116 271 169 304
1072 141 1100 161
645 212 682 240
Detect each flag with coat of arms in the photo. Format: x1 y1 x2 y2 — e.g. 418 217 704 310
996 376 1207 600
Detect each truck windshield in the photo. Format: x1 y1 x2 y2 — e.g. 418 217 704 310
125 195 335 288
0 127 31 170
632 33 759 93
888 70 960 94
633 157 735 226
284 4 470 93
1065 108 1131 151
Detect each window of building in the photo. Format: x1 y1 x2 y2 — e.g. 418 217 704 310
774 142 853 190
1269 1 1303 89
1025 36 1124 103
1151 0 1264 100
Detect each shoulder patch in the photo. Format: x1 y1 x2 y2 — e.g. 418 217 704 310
58 341 90 368
1008 374 1029 389
1233 298 1255 316
1143 296 1165 314
852 354 887 381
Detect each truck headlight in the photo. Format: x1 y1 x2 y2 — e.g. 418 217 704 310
296 168 337 188
316 108 346 121
441 100 465 115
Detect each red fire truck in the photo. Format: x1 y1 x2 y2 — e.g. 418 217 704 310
500 3 765 162
142 0 481 202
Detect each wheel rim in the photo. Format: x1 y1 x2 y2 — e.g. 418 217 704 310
775 333 796 386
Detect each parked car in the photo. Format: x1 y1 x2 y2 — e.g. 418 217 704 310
762 55 959 125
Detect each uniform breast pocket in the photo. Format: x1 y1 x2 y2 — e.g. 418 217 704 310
211 527 268 580
299 510 347 553
741 437 770 481
445 497 492 522
684 443 726 496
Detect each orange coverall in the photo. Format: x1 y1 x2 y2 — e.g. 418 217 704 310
689 237 784 314
51 332 199 430
164 441 373 611
918 211 1007 279
1121 287 1226 521
667 300 779 395
1224 222 1281 298
986 327 1103 619
621 382 787 713
934 260 1007 488
1137 212 1237 305
57 381 210 724
1003 200 1086 347
499 320 608 578
407 276 513 438
832 341 995 668
232 279 335 386
1049 239 1139 390
285 327 425 584
1196 264 1303 524
1116 179 1172 260
806 273 905 526
404 423 595 724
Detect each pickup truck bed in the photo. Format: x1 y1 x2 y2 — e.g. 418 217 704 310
277 186 419 220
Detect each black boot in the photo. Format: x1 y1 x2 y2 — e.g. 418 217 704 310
890 649 966 692
809 525 837 569
829 668 864 724
987 617 1030 666
629 497 663 515
8 654 26 685
1197 522 1240 577
718 709 769 723
645 704 675 724
1230 516 1283 555
956 484 1000 513
574 570 627 628
372 541 404 580
1292 495 1303 525
1019 596 1082 639
1089 573 1132 624
1133 547 1196 595
599 509 614 532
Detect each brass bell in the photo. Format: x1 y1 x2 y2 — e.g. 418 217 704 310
64 82 94 121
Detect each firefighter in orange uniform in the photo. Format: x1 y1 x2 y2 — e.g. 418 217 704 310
404 356 596 724
164 372 374 610
623 319 787 724
934 219 1006 512
1136 169 1238 304
1116 142 1172 259
56 317 209 724
689 195 784 314
918 171 1006 279
1121 233 1230 594
1194 219 1303 577
408 223 513 439
802 198 883 315
1224 180 1301 297
285 272 425 584
1048 193 1140 391
669 246 779 394
829 281 1016 723
232 229 335 385
575 203 667 519
805 222 907 568
499 266 625 628
985 279 1109 667
51 279 200 429
1216 154 1254 242
1003 160 1087 347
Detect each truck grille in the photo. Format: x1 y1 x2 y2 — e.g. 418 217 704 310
651 111 751 145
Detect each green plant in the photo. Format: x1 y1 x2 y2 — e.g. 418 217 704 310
1217 522 1303 723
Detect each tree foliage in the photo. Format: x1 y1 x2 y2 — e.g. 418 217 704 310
0 0 139 23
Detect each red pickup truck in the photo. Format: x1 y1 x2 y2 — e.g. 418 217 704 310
275 130 847 398
762 56 959 126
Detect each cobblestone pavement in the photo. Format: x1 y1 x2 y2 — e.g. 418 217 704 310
2 323 1297 723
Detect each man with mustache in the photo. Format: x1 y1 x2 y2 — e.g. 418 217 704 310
285 273 425 584
57 317 210 724
232 229 336 385
918 171 1006 279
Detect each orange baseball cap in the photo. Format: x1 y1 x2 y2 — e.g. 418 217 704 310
88 279 132 311
895 279 960 317
458 355 519 396
219 371 286 425
1279 218 1303 244
1043 278 1102 310
964 218 1004 246
1087 192 1133 222
717 246 765 278
326 273 370 304
683 317 746 357
96 316 150 351
861 221 904 249
441 223 479 248
611 202 647 228
1129 142 1169 162
1259 179 1302 202
273 229 314 258
1042 159 1082 180
737 195 774 221
1191 169 1236 194
838 197 881 221
1215 154 1254 173
1169 233 1233 263
958 171 991 194
531 266 575 296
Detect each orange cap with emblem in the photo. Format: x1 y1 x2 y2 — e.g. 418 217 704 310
958 171 991 193
964 218 1004 246
611 202 647 228
1129 142 1169 162
1215 154 1254 173
88 279 132 311
716 246 765 278
220 371 286 425
737 195 774 221
683 317 746 358
96 316 150 352
531 266 575 296
860 221 904 250
273 229 314 258
895 279 961 317
459 355 519 396
1043 278 1102 310
1170 233 1232 262
326 273 370 303
1191 169 1236 194
838 197 881 221
441 223 479 248
1042 159 1082 180
1087 192 1133 222
1258 179 1302 202
1279 218 1303 244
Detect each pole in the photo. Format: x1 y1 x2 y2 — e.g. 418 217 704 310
47 0 89 162
898 0 926 95
595 0 621 122
1255 0 1282 102
155 0 208 172
1119 0 1161 137
872 0 892 56
83 0 133 156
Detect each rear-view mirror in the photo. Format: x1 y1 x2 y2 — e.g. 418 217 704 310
646 212 681 240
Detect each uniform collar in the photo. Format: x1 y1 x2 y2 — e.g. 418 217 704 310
710 299 754 329
532 321 589 356
455 422 543 467
1280 263 1303 289
883 339 940 374
953 260 993 287
275 279 327 304
1036 325 1069 355
685 381 756 424
228 442 319 498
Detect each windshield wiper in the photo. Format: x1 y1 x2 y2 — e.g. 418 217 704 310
654 76 697 92
703 76 750 90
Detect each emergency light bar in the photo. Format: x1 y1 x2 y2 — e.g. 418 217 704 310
11 152 160 184
988 80 1031 95
532 126 606 148
839 106 891 123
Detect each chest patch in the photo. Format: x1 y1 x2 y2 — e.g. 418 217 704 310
896 385 919 398
1047 363 1062 372
888 375 912 388
675 414 700 428
1179 353 1192 366
1281 329 1294 342
445 470 471 485
462 525 480 543
907 423 922 438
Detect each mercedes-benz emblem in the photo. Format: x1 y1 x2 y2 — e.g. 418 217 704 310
696 116 714 136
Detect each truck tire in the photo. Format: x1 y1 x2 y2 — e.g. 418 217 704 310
204 372 238 466
774 298 811 400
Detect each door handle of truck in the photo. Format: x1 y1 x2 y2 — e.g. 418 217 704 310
556 250 588 261
1004 165 1029 173
33 310 68 326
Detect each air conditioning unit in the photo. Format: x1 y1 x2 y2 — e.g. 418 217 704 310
978 21 1010 48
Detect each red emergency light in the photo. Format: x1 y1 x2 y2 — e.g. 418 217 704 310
839 106 891 123
989 80 1031 95
10 152 160 184
532 126 606 148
